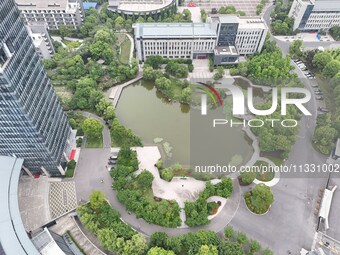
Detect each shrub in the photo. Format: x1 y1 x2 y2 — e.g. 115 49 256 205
240 171 255 185
65 160 76 178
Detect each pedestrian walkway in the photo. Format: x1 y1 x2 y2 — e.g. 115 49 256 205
49 215 105 255
108 71 143 108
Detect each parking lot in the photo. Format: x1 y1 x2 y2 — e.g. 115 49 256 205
183 0 263 16
293 58 328 113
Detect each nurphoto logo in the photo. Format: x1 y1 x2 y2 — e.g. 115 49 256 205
199 82 312 128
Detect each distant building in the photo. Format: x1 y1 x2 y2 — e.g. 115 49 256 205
288 0 340 31
15 0 85 30
26 23 55 59
108 0 176 19
134 14 268 64
82 1 98 10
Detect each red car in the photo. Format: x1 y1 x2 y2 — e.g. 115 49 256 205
188 2 196 7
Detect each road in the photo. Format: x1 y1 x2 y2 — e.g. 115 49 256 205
226 4 330 254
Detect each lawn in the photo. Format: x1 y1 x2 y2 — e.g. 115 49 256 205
85 134 103 148
254 160 275 182
119 37 131 65
62 39 81 49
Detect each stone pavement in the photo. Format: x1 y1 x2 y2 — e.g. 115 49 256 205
18 176 51 232
189 59 214 80
49 181 77 219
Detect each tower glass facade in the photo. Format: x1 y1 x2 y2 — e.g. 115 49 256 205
0 0 71 176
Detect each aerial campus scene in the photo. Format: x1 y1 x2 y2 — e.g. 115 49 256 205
1 0 340 254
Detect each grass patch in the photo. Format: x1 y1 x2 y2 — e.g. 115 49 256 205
85 134 103 148
119 37 131 65
316 76 336 114
62 39 81 48
254 160 275 182
266 155 284 166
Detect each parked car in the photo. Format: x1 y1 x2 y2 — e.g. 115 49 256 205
109 156 117 160
108 160 116 165
314 88 322 92
315 96 323 100
311 83 318 88
315 91 323 95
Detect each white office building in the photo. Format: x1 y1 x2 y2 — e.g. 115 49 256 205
288 0 340 31
15 0 84 30
134 15 268 65
134 23 217 61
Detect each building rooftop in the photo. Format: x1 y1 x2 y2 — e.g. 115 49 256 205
16 0 78 10
214 46 238 55
109 0 173 12
135 23 217 38
0 156 40 255
216 15 239 24
209 14 267 29
238 17 267 29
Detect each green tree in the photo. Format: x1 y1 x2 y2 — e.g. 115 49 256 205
196 245 218 255
263 248 274 255
149 232 170 249
314 124 337 147
330 26 340 40
147 247 175 255
94 29 115 43
89 190 106 211
250 240 262 253
289 39 303 57
240 171 255 185
236 232 248 245
251 184 274 212
82 118 103 139
123 234 148 255
114 16 125 30
136 170 154 190
136 16 145 23
219 242 244 255
323 60 340 78
181 87 191 104
97 228 117 251
224 226 235 239
312 51 333 70
90 41 114 63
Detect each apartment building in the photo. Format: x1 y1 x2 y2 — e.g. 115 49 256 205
134 15 268 65
0 0 73 176
15 0 84 30
288 0 340 31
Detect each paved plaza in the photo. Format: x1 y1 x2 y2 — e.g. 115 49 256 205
18 176 51 232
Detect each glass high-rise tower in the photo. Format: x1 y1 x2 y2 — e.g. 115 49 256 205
0 0 72 176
